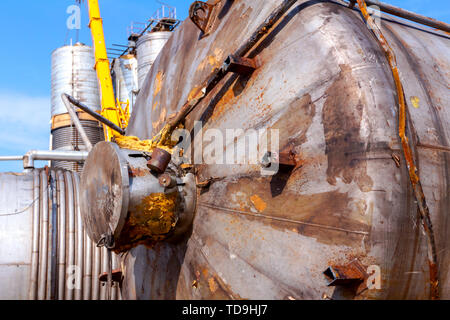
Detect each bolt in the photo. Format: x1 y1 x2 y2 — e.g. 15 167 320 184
159 173 176 188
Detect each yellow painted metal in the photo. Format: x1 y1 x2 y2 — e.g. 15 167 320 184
117 99 130 129
87 0 125 141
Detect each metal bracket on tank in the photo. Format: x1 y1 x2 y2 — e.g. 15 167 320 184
223 55 258 76
189 1 221 37
323 259 367 287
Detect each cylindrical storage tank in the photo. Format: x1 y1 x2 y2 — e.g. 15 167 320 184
124 0 450 300
0 170 121 300
136 32 172 89
112 55 138 111
50 43 104 172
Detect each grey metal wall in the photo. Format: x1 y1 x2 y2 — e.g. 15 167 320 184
136 32 172 89
0 170 121 300
126 0 450 299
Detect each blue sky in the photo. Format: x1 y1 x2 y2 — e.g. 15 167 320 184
0 0 448 172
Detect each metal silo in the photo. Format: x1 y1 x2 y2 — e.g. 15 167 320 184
50 43 104 172
136 32 172 89
0 169 121 300
112 54 138 111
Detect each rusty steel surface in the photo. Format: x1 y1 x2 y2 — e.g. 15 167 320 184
124 0 449 299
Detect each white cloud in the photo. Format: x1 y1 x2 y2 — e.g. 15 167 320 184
0 91 51 155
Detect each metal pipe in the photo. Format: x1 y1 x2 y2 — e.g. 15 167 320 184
352 0 450 33
49 171 58 300
61 94 93 152
0 156 23 161
57 171 66 300
73 173 84 300
83 229 93 300
64 94 126 136
65 171 75 300
23 150 89 170
29 170 40 300
38 170 48 300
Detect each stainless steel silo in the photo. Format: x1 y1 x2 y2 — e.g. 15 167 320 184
0 169 121 300
50 43 104 172
112 54 138 111
136 32 172 89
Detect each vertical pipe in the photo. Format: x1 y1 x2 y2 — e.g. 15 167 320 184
83 229 92 300
57 171 66 300
38 170 48 300
29 170 40 300
73 172 84 300
111 255 118 300
49 171 58 300
92 244 101 300
64 172 75 300
100 247 108 300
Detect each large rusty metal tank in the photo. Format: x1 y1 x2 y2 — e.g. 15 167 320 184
83 0 449 300
0 170 121 300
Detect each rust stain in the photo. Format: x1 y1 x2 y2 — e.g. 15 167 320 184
208 277 218 293
250 194 267 212
204 176 371 247
410 96 420 109
114 192 179 253
188 86 203 101
128 166 148 177
197 48 224 72
210 86 236 121
152 100 159 111
322 64 373 192
153 71 164 98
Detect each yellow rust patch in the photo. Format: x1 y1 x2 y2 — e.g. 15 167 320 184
153 71 164 98
114 192 179 252
250 194 267 212
410 96 420 108
208 277 218 293
152 100 159 111
197 48 224 72
209 86 236 121
188 86 204 102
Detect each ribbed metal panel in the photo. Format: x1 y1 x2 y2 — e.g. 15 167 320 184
0 170 121 300
51 43 101 117
136 32 172 89
113 55 138 111
51 120 104 173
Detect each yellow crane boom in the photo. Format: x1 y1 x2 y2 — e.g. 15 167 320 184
86 0 127 141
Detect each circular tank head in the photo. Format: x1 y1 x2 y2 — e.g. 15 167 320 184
80 142 130 247
80 141 197 252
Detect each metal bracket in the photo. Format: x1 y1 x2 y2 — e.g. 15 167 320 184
223 55 258 76
323 259 367 287
99 269 123 283
189 1 220 36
